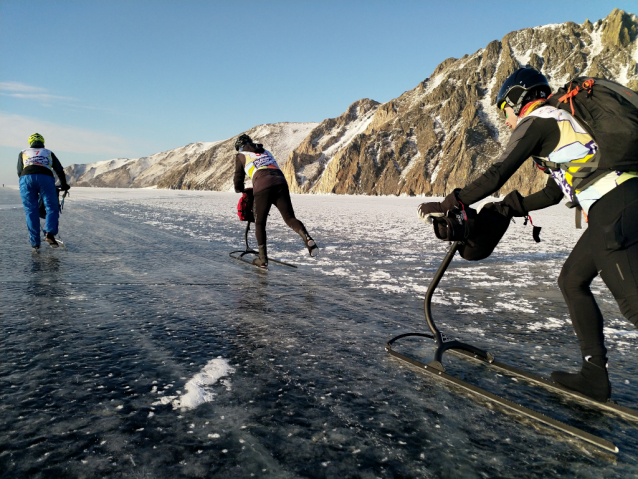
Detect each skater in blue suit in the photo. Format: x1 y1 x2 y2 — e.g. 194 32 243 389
17 133 70 249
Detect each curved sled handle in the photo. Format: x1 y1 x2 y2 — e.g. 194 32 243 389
423 241 493 366
424 241 461 338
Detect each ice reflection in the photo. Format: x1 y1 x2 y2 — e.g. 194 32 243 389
1 187 636 478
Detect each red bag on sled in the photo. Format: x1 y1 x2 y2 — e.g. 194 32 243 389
237 188 254 222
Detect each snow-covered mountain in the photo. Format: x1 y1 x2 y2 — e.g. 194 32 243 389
66 142 216 187
283 8 638 196
65 158 134 185
65 122 318 189
66 9 636 195
154 122 318 191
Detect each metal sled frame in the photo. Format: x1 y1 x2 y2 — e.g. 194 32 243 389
229 221 298 269
386 241 637 454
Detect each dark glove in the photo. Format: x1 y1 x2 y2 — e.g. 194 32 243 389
479 190 526 218
60 183 71 191
417 189 462 224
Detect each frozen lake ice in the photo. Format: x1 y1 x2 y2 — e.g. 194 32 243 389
1 186 636 478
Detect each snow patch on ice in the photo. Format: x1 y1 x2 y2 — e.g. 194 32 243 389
527 317 565 331
603 328 638 339
151 358 234 411
495 302 535 313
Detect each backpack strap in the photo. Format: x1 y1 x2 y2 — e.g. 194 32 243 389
575 206 582 229
565 200 584 229
594 78 638 109
532 153 601 190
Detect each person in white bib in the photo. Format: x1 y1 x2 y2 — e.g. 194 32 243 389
233 134 318 267
18 133 70 249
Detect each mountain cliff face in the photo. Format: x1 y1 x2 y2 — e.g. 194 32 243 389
282 99 380 193
283 9 638 197
66 123 317 190
66 9 636 196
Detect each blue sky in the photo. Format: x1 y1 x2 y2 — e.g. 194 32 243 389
1 0 635 185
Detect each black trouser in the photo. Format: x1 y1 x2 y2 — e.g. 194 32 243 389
253 184 307 246
558 178 638 358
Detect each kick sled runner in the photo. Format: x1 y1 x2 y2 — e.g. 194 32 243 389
386 240 638 454
229 188 297 269
229 220 297 269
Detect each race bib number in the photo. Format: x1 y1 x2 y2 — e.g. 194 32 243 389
253 153 278 169
23 150 52 168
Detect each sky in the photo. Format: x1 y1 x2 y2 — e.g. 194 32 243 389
1 0 635 185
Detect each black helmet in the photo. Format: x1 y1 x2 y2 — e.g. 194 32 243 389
234 134 253 151
496 68 551 115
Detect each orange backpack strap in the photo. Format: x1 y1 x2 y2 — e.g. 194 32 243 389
558 86 580 115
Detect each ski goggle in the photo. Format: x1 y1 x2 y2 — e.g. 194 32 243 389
500 102 508 118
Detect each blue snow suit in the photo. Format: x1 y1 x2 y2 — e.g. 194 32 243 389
17 141 69 247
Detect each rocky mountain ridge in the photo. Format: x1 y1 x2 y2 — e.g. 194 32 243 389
282 8 637 197
66 123 318 190
66 9 637 197
66 142 217 188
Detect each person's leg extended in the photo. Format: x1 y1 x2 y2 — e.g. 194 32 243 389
19 175 42 247
553 230 611 401
558 230 606 358
273 185 304 233
274 185 317 256
591 181 638 328
551 180 638 401
39 175 60 236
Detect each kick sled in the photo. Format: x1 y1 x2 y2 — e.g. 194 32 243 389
229 221 298 269
386 240 638 454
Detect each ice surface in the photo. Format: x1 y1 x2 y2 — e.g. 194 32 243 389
1 186 636 478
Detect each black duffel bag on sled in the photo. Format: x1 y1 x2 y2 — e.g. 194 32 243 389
430 190 530 261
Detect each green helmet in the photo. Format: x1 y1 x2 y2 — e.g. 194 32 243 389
28 133 45 146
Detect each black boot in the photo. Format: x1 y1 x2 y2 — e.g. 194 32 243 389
551 356 611 402
45 232 59 248
252 244 268 268
298 230 318 257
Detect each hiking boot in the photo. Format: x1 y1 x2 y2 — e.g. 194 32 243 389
45 232 59 248
299 231 318 257
551 356 611 402
252 244 268 268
